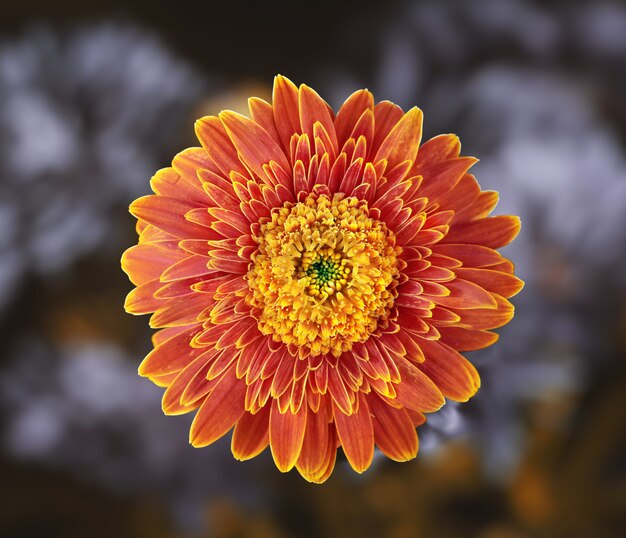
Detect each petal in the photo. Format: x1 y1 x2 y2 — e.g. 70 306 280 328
273 75 301 150
149 292 211 328
295 400 332 482
454 268 524 298
269 398 308 472
124 279 163 315
333 393 374 473
394 356 445 412
415 338 480 402
195 115 250 179
374 107 423 170
139 325 203 377
172 146 220 178
372 100 404 154
369 393 419 462
219 110 291 181
412 134 461 172
248 97 281 147
231 405 271 461
431 279 498 310
442 216 521 249
160 255 212 282
150 167 207 206
130 195 213 240
299 84 338 154
438 326 499 351
432 244 504 268
121 242 184 286
189 366 246 447
162 350 218 415
334 89 374 146
455 294 515 331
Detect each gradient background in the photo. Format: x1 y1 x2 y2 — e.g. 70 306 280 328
1 1 626 537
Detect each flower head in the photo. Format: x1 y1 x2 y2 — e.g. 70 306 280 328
122 76 522 483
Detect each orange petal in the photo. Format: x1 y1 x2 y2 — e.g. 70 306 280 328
149 292 210 328
172 146 220 178
219 110 291 182
121 243 184 286
369 393 418 462
333 393 374 473
272 75 301 150
195 115 250 179
394 356 445 413
334 89 374 146
412 134 461 172
455 294 515 331
130 195 210 240
372 100 404 154
124 279 163 315
453 190 499 223
295 401 331 481
269 398 308 472
160 255 211 282
299 84 338 154
248 97 282 147
415 338 480 402
438 326 499 351
161 350 217 415
374 107 423 170
431 279 498 310
432 244 504 268
417 157 478 204
231 405 271 461
454 268 524 298
139 325 203 377
189 366 246 447
150 167 207 206
442 216 521 249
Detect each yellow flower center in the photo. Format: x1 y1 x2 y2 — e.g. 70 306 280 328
246 193 401 357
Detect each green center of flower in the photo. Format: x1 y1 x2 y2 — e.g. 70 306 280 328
300 249 350 298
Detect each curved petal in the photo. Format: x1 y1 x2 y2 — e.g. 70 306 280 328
333 393 374 473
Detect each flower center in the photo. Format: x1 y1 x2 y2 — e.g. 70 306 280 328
246 193 401 357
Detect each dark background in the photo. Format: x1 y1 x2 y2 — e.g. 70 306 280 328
1 1 625 537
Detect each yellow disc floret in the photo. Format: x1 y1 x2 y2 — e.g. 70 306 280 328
246 193 401 357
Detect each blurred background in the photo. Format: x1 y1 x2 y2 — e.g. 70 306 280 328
1 0 625 536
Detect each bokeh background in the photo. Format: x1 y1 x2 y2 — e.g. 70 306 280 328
1 1 626 536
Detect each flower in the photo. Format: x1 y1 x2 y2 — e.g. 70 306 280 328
122 75 522 483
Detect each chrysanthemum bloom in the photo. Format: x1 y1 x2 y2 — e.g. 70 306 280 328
122 76 522 483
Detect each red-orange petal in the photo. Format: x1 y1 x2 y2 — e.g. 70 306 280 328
454 268 524 298
369 393 419 462
130 196 211 240
438 326 499 351
220 110 291 182
394 356 445 412
374 107 423 170
334 89 374 146
189 366 246 447
416 338 480 402
269 398 308 472
295 401 332 481
273 75 301 150
231 405 271 461
139 325 203 377
443 216 521 249
333 393 374 473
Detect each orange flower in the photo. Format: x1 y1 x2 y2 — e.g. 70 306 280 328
122 76 522 483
